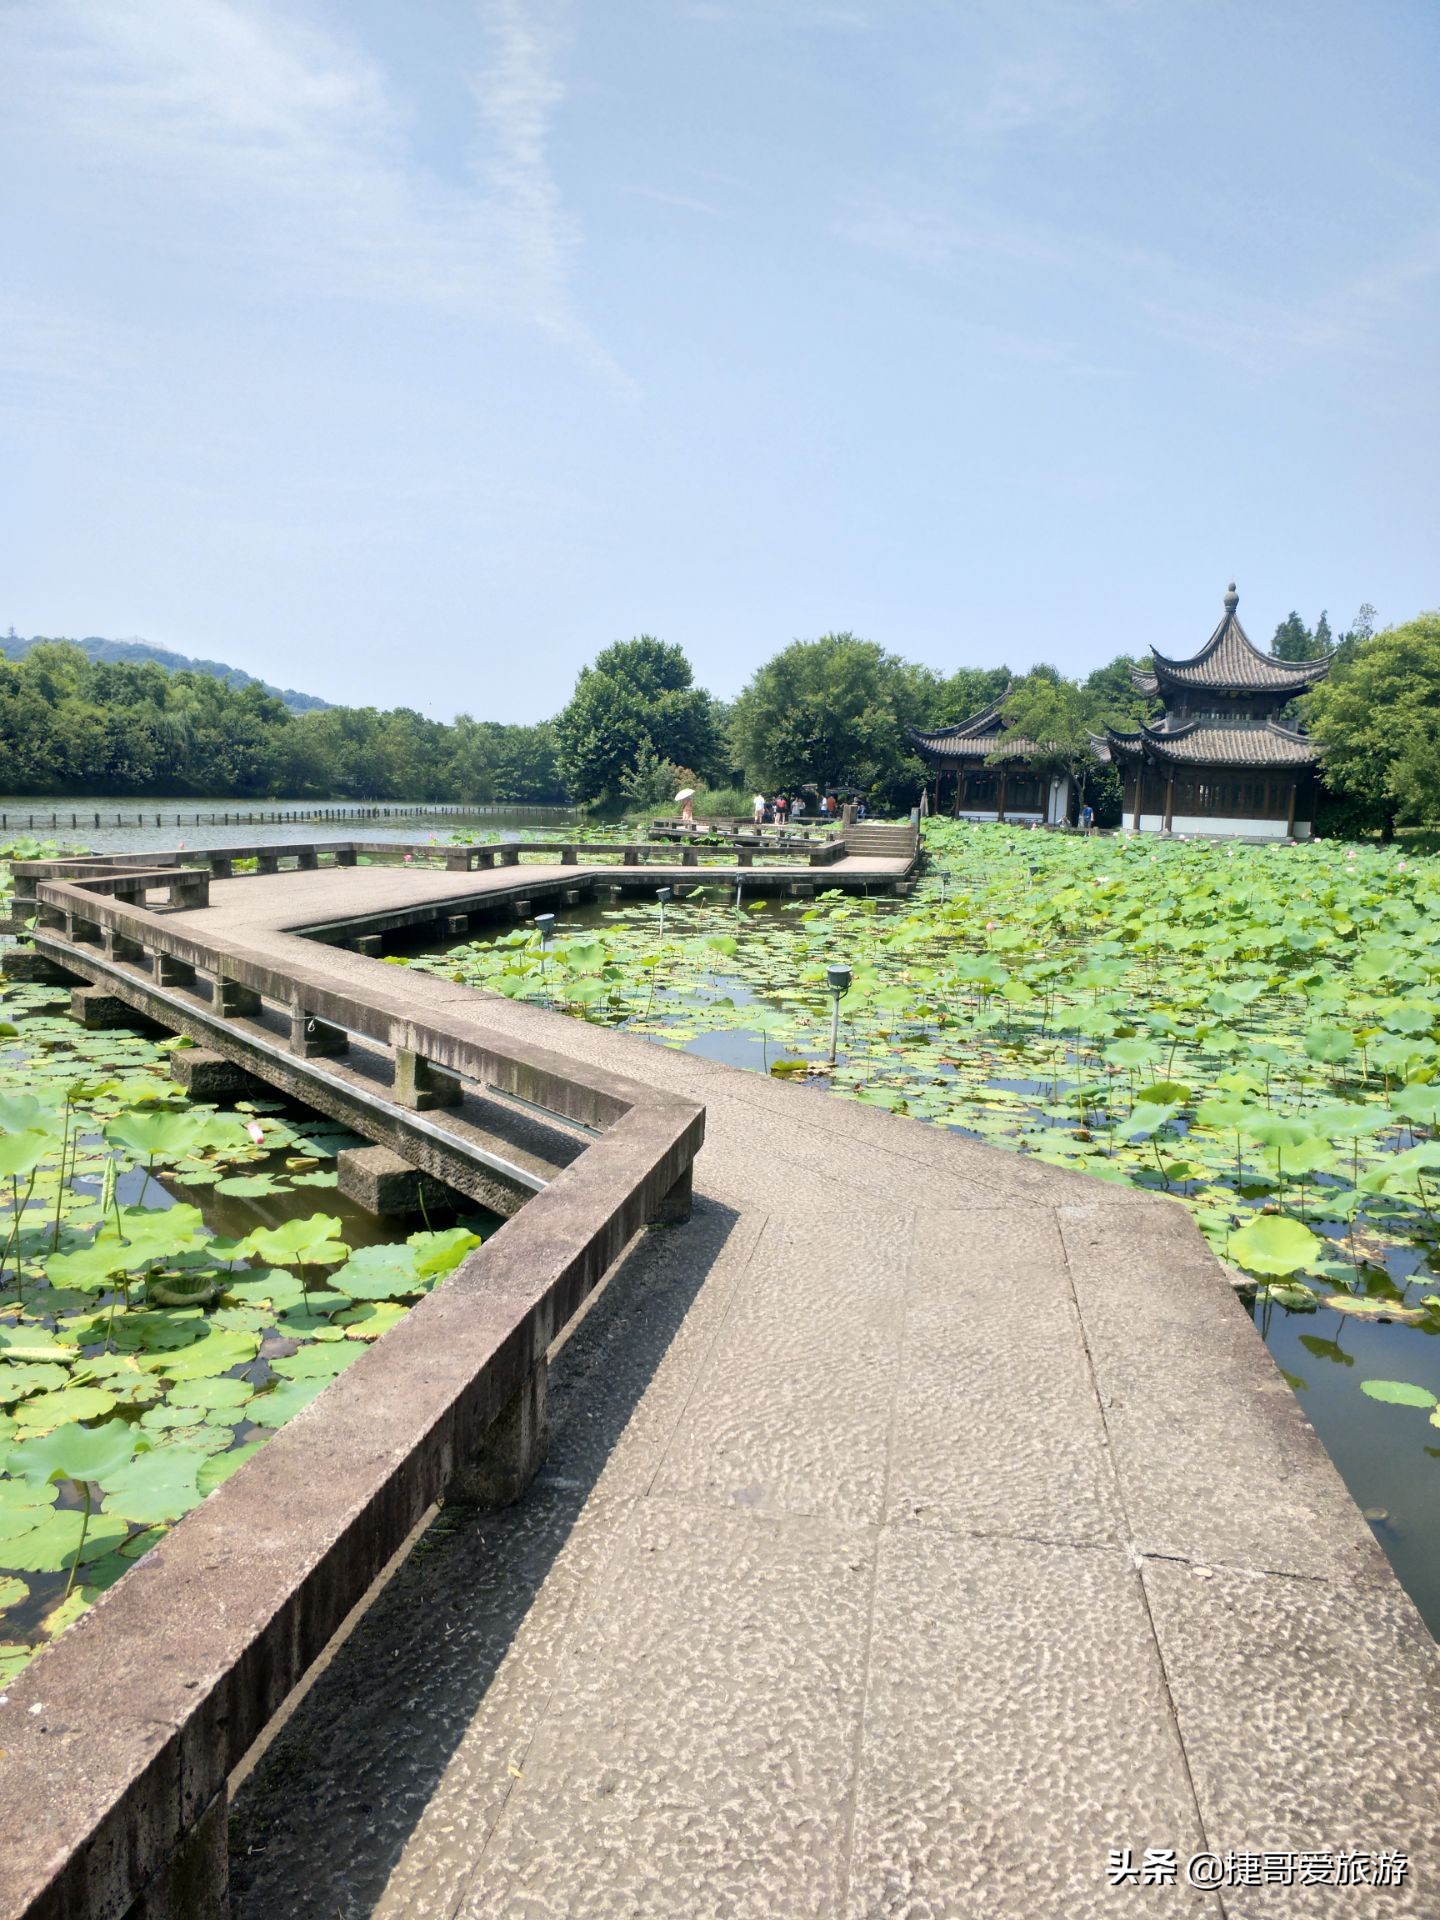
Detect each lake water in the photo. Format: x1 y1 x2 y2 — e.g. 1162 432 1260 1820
0 798 570 857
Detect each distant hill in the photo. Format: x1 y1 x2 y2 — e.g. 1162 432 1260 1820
0 632 330 714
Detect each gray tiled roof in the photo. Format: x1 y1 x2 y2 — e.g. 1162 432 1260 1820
908 699 1055 761
909 727 1048 760
1136 585 1331 695
1105 720 1321 768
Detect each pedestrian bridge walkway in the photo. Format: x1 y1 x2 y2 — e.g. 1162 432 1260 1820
2 847 1436 1920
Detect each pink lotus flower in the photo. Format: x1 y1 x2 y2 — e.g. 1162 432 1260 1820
404 853 413 864
246 1121 265 1147
985 919 997 930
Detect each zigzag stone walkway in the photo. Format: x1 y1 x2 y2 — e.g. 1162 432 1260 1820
169 869 1439 1919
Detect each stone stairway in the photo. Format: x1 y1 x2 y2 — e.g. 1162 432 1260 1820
842 821 919 858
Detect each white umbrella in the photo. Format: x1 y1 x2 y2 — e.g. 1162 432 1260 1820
674 788 696 801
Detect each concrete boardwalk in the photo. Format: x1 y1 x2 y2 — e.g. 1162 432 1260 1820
167 868 1440 1917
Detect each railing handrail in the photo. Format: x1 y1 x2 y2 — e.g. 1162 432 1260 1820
2 865 703 1920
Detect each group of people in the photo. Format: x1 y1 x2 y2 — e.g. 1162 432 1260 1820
751 792 858 827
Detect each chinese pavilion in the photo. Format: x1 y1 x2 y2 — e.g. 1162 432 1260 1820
909 699 1075 826
1103 583 1330 839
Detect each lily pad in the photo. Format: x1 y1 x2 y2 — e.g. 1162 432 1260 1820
100 1447 209 1525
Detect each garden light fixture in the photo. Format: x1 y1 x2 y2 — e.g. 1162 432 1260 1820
826 963 852 1064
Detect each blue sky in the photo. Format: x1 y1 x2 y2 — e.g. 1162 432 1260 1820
3 0 1436 720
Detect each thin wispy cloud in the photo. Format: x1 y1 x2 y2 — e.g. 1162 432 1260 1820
964 53 1108 139
627 185 732 219
679 2 871 32
836 186 1440 379
0 0 618 377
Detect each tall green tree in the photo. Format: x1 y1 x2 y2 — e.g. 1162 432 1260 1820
729 633 929 804
1313 609 1333 654
1271 612 1315 660
1301 613 1440 834
990 669 1097 787
553 637 719 806
1081 653 1159 731
927 664 1012 727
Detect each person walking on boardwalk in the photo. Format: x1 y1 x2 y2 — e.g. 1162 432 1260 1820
774 793 788 827
753 792 766 827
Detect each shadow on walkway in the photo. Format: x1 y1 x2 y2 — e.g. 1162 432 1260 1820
228 1194 746 1920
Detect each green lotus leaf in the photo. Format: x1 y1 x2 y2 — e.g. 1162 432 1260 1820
0 1095 59 1134
99 1447 208 1525
0 1573 29 1607
1240 1116 1316 1152
42 1241 130 1291
0 1325 71 1361
103 1109 207 1162
241 1215 350 1269
1382 1004 1436 1036
214 1174 284 1198
246 1377 330 1427
331 1244 420 1301
1303 1025 1355 1064
339 1301 409 1340
1263 1282 1318 1311
0 1130 49 1179
1103 1038 1155 1068
166 1376 252 1410
270 1343 363 1380
1359 1379 1437 1408
224 1270 306 1308
198 1441 265 1494
208 1305 275 1334
6 1415 138 1486
0 1642 35 1681
0 1476 58 1512
144 1329 259 1382
408 1227 482 1279
1115 1102 1181 1141
108 1311 210 1353
0 1363 69 1403
0 1509 129 1571
1228 1214 1323 1278
12 1385 119 1432
1393 1082 1440 1125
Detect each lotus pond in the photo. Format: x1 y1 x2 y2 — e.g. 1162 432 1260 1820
411 819 1440 1628
0 866 492 1684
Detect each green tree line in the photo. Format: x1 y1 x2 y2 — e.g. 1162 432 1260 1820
7 607 1437 830
0 642 564 803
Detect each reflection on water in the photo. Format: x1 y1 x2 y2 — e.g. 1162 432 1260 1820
0 800 567 857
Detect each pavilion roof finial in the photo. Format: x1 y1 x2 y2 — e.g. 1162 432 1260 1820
1223 581 1239 612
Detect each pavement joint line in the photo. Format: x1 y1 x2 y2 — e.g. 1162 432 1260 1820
450 1211 774 1912
1057 1203 1222 1892
836 1201 919 1917
638 1208 770 1505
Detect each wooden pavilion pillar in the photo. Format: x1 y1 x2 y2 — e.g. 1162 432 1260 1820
996 768 1008 823
953 769 963 818
1286 779 1297 836
1163 774 1175 833
1131 767 1143 831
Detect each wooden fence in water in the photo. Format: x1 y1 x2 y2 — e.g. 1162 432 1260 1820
0 801 577 833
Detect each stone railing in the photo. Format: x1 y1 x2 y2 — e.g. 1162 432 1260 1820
10 830 860 899
0 864 704 1920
